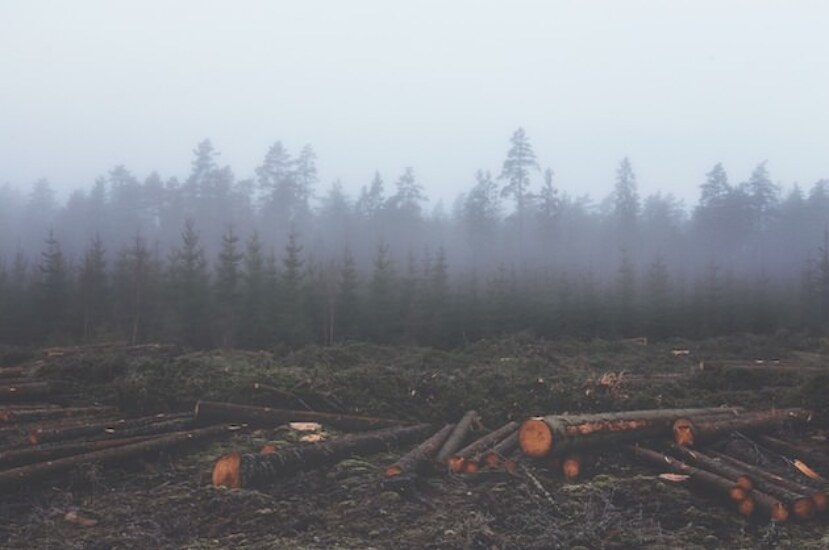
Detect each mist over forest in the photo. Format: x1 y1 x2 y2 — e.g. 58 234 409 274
2 128 829 348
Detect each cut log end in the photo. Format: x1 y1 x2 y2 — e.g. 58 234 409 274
448 456 465 474
738 497 756 517
772 502 790 523
812 492 828 512
793 497 816 521
462 460 479 475
735 474 753 492
519 417 553 458
729 486 748 502
260 444 278 455
562 456 581 482
384 465 403 478
672 418 695 447
212 452 242 488
482 452 501 469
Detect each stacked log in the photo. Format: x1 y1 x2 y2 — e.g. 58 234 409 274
672 408 811 447
385 423 455 478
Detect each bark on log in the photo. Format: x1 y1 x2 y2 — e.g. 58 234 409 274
0 424 238 490
628 445 788 521
28 413 192 445
0 382 55 402
252 383 311 410
673 409 811 447
435 410 480 464
710 450 829 513
212 423 432 489
0 406 116 424
520 407 743 458
481 431 520 468
385 423 455 478
0 433 160 469
0 367 28 379
756 435 829 476
194 401 402 432
448 421 519 474
671 445 753 490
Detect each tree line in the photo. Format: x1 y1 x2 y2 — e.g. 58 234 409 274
2 129 829 348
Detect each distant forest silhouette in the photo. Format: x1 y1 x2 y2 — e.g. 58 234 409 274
2 129 829 348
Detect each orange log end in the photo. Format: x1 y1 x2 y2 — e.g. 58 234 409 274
448 456 466 474
27 433 39 445
519 418 553 458
672 418 695 447
482 452 501 469
562 456 581 482
384 465 403 478
503 459 518 475
212 452 242 488
793 497 816 521
771 502 790 523
738 497 756 517
735 475 753 491
260 444 278 455
729 486 748 502
463 460 479 475
812 491 828 513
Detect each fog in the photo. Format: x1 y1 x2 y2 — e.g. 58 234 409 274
1 2 829 348
2 1 828 205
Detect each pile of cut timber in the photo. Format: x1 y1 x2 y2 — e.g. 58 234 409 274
0 359 236 490
518 406 823 522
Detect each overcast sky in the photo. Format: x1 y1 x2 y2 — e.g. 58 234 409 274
1 1 827 207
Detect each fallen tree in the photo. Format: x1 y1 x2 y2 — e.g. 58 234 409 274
710 450 827 515
449 421 519 474
0 424 238 490
194 401 403 432
520 407 743 458
756 435 829 476
28 413 192 445
479 431 519 468
0 406 116 424
673 409 812 447
435 410 480 465
213 423 432 489
385 423 455 478
0 433 160 469
627 445 787 521
0 382 56 402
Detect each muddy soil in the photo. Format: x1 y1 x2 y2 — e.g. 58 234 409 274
1 334 828 549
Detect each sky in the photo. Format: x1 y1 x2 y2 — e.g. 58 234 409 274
1 0 828 208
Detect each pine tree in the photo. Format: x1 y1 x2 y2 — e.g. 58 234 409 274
499 128 539 229
36 230 70 342
336 248 360 342
278 229 310 347
613 158 640 244
367 242 397 343
168 220 211 348
214 226 243 347
77 235 108 342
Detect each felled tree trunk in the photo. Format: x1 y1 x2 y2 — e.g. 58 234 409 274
480 431 520 469
671 445 753 491
756 435 829 476
28 413 192 445
435 411 480 464
628 445 787 521
0 433 160 469
0 425 238 490
448 421 519 474
673 409 811 447
520 407 741 457
213 423 432 489
710 450 827 514
0 367 29 379
0 406 116 424
385 423 455 478
194 401 402 432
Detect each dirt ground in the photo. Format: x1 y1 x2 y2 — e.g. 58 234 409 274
1 334 829 549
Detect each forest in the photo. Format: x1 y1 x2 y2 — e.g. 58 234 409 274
2 128 829 349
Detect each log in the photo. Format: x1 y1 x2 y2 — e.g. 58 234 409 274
212 423 432 489
756 435 829 476
448 421 519 474
673 409 812 447
670 446 753 491
520 407 744 458
0 367 28 379
480 431 520 468
710 450 827 515
0 433 161 469
0 382 55 402
562 455 581 482
385 423 455 478
0 406 116 424
628 445 788 521
194 400 403 432
0 424 238 490
28 413 192 445
435 410 480 464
